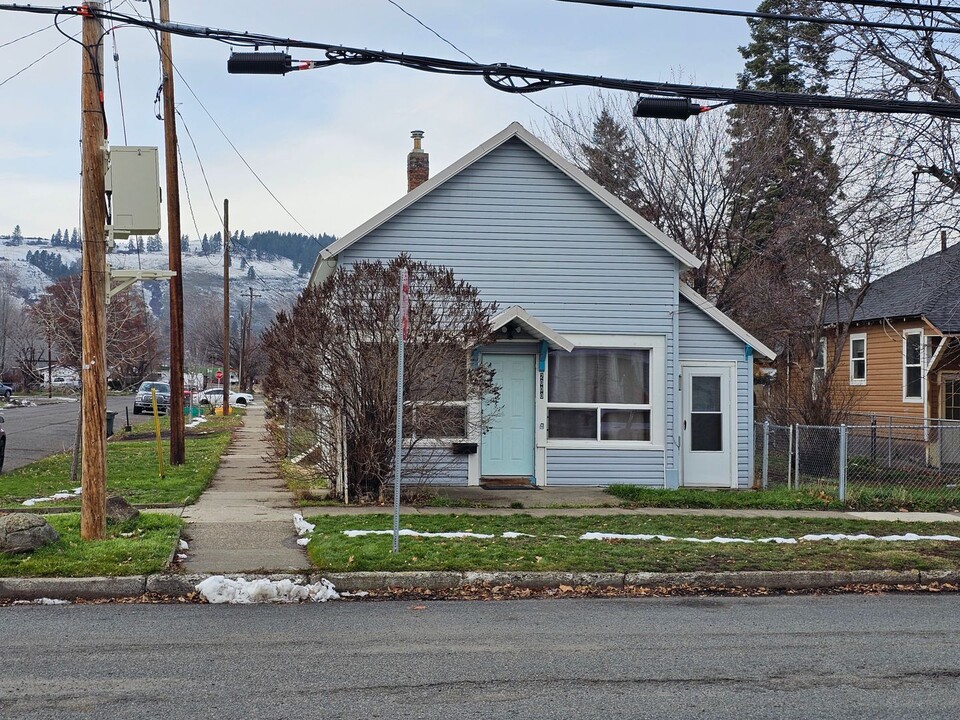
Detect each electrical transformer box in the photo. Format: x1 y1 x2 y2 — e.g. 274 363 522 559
105 146 161 238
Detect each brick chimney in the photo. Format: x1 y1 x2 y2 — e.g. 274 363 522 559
407 130 429 192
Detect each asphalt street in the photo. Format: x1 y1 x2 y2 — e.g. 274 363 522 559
0 594 957 719
1 395 153 472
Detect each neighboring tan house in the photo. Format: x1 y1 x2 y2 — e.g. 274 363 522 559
309 123 775 489
822 240 960 463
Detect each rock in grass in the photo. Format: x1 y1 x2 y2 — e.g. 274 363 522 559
106 496 140 523
0 513 59 553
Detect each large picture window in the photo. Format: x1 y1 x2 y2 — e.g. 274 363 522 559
547 348 651 441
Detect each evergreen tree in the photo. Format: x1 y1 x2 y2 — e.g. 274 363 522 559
70 228 80 248
126 238 135 253
146 234 163 253
181 234 190 253
246 266 256 280
11 225 23 246
52 229 63 247
723 0 839 335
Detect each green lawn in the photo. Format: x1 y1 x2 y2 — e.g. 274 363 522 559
304 513 960 573
0 513 183 577
606 485 960 512
0 424 236 509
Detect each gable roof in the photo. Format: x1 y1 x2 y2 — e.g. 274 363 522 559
823 241 960 333
310 122 701 285
679 283 777 360
491 306 574 351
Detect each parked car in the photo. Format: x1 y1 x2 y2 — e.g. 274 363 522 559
195 388 254 407
133 381 171 415
0 382 12 399
0 414 5 472
52 376 81 389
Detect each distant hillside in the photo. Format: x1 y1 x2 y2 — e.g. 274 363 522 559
0 230 335 331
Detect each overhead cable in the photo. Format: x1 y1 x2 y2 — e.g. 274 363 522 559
556 0 960 34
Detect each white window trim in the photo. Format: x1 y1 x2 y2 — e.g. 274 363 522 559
849 333 867 386
545 334 665 450
903 329 924 404
813 336 827 393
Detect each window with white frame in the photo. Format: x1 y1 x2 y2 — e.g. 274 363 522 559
403 345 468 440
903 330 923 401
813 337 827 386
850 333 867 385
547 348 651 441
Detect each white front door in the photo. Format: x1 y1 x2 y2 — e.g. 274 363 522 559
681 362 737 488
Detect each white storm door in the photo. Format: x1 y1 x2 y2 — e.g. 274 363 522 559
681 363 737 488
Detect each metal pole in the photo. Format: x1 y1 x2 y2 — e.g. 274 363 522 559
762 420 770 490
794 425 801 489
285 404 292 460
838 424 847 502
887 416 893 468
870 415 877 462
392 268 409 553
787 424 794 490
79 2 108 541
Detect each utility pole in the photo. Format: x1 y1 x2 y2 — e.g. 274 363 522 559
240 287 261 391
80 1 108 541
160 0 186 465
222 199 230 418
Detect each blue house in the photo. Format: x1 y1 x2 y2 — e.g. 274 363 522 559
310 123 775 489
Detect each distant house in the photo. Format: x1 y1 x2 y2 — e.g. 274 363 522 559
310 123 774 489
821 241 960 461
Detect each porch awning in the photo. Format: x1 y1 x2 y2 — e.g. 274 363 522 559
490 306 574 352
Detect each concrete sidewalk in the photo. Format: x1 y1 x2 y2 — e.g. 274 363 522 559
180 405 310 574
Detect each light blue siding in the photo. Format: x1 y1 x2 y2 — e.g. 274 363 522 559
339 138 679 335
547 449 666 486
678 296 753 487
341 138 680 487
400 449 468 487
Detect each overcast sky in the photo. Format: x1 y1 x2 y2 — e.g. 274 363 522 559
0 1 754 240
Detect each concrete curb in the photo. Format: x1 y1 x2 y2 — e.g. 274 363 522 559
1 569 956 601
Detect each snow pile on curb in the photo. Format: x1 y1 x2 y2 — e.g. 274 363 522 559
12 598 71 605
195 576 339 604
23 487 82 506
294 513 315 536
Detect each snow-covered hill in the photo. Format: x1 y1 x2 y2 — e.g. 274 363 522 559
0 236 315 329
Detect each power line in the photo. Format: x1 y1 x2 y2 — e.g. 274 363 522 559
0 31 74 89
557 0 960 33
3 4 959 116
826 0 960 15
0 20 54 49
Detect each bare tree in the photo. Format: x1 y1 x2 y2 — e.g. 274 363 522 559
826 3 960 226
31 277 161 389
262 256 499 501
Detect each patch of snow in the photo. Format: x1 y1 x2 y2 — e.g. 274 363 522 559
501 532 535 538
343 529 496 539
195 576 339 604
22 487 82 506
296 537 310 546
580 532 960 544
293 513 315 536
176 553 187 560
340 590 370 598
178 539 189 550
13 598 71 605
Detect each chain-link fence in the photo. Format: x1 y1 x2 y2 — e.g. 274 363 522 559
267 403 335 500
755 418 960 508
